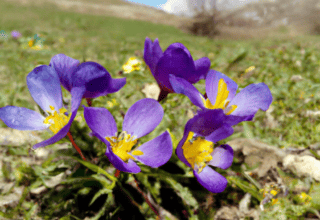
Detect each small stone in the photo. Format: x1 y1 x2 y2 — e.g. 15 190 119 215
141 83 160 100
290 75 303 82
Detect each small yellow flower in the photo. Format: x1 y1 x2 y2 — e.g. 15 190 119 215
299 192 312 204
31 45 43 50
107 99 118 108
28 39 34 47
245 66 255 74
58 37 65 43
122 57 142 74
270 189 278 196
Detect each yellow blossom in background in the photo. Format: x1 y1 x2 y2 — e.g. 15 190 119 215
107 99 118 108
122 57 142 74
59 37 65 43
28 39 34 47
30 45 43 50
299 192 312 204
245 66 255 74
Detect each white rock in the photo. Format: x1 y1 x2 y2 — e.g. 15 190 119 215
283 155 320 181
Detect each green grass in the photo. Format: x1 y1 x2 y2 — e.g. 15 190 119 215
1 0 320 219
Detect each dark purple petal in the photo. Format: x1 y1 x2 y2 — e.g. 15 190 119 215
223 114 253 126
205 124 233 143
206 70 238 106
105 143 141 173
0 106 47 130
169 74 205 109
155 44 196 91
134 131 172 168
228 83 272 117
105 77 126 94
49 54 80 92
193 166 228 193
71 62 126 99
194 57 211 80
188 109 227 137
123 98 163 139
144 38 163 75
27 65 63 112
32 87 85 149
84 106 117 141
208 144 234 169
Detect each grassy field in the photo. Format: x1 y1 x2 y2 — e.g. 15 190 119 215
1 0 320 219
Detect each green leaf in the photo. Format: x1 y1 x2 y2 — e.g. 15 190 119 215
227 176 263 201
70 156 117 182
89 188 112 206
92 174 115 189
243 122 254 139
165 178 198 209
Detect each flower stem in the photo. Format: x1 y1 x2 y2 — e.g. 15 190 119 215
67 132 86 160
115 169 121 178
157 89 169 102
86 98 92 107
130 179 159 217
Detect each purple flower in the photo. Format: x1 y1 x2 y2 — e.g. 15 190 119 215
84 98 172 173
49 54 126 99
0 65 85 149
176 109 234 193
11 30 21 39
144 37 210 93
169 70 272 126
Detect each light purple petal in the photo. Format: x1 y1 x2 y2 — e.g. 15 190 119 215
32 87 85 149
84 106 117 141
208 145 234 169
228 83 272 117
0 106 47 130
206 70 238 106
144 38 163 75
194 57 211 80
205 124 234 143
193 166 228 193
49 54 80 92
27 65 63 113
134 131 172 168
123 98 163 138
169 74 205 109
155 44 196 91
105 143 141 173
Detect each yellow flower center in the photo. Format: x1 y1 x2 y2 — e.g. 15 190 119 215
106 131 143 162
202 78 237 115
182 132 214 173
43 105 71 134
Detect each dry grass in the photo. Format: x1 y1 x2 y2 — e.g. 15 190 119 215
5 0 192 28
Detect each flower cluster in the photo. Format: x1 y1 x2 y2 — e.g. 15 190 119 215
0 37 272 194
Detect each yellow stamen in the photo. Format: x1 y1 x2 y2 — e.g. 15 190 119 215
43 106 71 134
202 79 237 115
182 132 213 173
106 131 143 162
